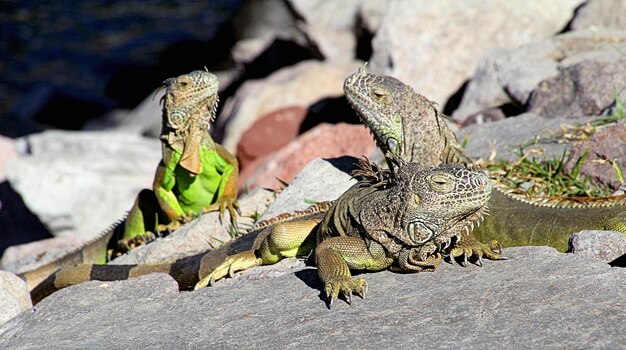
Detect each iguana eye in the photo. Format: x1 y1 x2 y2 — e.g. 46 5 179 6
428 174 454 192
387 138 399 154
371 87 389 100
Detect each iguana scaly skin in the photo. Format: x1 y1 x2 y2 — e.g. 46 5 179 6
343 68 626 253
21 70 239 290
31 157 493 306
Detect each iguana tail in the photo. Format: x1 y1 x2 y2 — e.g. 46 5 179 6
30 252 211 304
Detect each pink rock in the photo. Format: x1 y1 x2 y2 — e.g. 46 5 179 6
240 122 376 191
236 106 308 172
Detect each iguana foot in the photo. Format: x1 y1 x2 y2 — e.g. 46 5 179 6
449 237 505 266
396 246 442 272
324 276 367 308
194 251 262 289
202 198 241 225
117 231 157 252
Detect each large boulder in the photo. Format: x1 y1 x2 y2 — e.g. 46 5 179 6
4 131 160 240
453 29 626 124
368 0 583 107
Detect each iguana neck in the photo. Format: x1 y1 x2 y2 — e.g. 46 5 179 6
159 70 219 175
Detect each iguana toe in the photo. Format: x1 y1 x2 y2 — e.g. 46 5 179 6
449 237 505 265
194 251 261 289
324 276 367 307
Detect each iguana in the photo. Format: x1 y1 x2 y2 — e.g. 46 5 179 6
343 68 626 253
31 157 493 306
21 70 240 290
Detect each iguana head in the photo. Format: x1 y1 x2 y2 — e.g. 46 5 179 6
392 161 492 247
344 67 443 167
160 69 219 175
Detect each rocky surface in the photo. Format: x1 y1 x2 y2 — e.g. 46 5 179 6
2 247 624 348
368 0 583 107
453 29 626 124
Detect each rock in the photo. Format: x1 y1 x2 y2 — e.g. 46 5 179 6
2 247 624 348
287 0 362 60
453 29 626 124
236 106 308 172
0 236 85 275
459 113 597 162
240 123 376 191
232 0 305 46
527 58 626 119
215 59 363 152
563 123 626 188
0 271 31 327
5 130 160 240
571 0 626 30
569 230 626 263
369 0 583 107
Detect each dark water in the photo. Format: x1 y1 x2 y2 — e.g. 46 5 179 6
0 0 244 136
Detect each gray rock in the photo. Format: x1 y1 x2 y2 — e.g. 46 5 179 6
459 112 597 162
453 29 626 124
5 131 160 240
0 271 31 326
1 236 85 275
571 0 626 31
528 58 626 119
232 0 305 45
287 0 361 60
369 0 583 107
2 247 624 349
569 230 626 263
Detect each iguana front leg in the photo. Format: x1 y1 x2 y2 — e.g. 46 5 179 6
200 143 240 222
315 237 393 307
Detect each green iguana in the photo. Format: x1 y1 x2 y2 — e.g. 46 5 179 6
342 68 626 253
31 157 493 306
21 70 239 290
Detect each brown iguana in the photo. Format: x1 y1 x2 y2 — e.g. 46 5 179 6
31 156 493 306
21 70 240 290
343 68 626 253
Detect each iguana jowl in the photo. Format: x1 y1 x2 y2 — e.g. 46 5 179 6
343 68 626 253
21 70 240 290
31 157 493 306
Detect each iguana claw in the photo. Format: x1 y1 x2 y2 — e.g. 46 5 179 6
324 276 367 308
